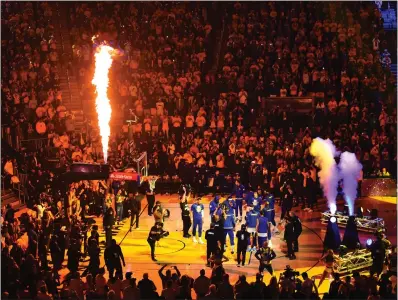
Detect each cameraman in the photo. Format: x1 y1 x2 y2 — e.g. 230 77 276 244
370 232 391 277
280 267 298 297
147 222 169 261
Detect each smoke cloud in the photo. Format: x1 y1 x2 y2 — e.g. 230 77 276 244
310 138 340 214
339 152 363 216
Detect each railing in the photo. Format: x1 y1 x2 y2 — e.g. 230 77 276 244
54 2 73 105
19 137 50 153
1 173 27 206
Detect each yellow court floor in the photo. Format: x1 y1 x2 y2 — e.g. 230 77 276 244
13 194 395 298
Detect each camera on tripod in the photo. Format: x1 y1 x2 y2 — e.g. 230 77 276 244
282 265 300 280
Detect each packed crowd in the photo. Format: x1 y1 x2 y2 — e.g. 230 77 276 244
69 1 396 188
1 1 397 299
1 2 78 147
2 2 396 183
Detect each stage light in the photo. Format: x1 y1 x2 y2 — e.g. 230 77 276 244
357 207 364 218
366 239 373 247
342 216 360 249
323 218 341 250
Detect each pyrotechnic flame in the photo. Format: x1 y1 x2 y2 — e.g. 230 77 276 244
92 44 114 163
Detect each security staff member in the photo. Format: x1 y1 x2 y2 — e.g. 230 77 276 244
104 239 126 279
284 216 296 260
289 211 302 252
236 224 250 267
213 213 225 251
103 205 115 247
205 223 218 267
180 187 191 238
147 222 168 261
129 192 141 230
255 241 276 275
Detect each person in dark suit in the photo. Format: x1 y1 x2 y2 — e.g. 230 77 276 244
129 192 141 229
280 182 294 221
289 211 302 252
236 224 251 267
284 217 296 260
205 223 218 267
104 239 125 280
103 205 115 247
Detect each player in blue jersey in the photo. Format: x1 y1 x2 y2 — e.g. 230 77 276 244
209 195 221 218
223 198 236 254
263 190 279 234
245 206 260 250
191 198 204 244
232 180 245 222
256 210 271 248
246 191 262 212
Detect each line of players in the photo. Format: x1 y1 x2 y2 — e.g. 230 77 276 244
179 180 284 270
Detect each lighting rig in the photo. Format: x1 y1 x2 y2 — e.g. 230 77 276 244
321 209 385 233
334 248 373 275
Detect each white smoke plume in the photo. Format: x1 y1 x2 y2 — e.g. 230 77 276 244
310 138 340 214
339 152 363 216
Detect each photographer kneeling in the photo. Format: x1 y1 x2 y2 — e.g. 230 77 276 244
147 222 169 261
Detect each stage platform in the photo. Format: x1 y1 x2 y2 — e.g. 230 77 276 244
14 194 397 297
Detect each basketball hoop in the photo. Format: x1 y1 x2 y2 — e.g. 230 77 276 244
148 176 159 193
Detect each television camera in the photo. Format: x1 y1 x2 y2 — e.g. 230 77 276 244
281 265 300 280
